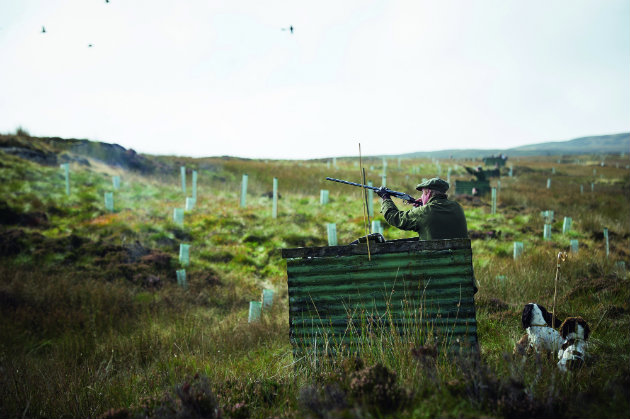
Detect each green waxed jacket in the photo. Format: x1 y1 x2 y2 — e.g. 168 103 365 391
381 194 468 240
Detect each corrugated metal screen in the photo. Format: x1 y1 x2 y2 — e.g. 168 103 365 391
483 157 507 167
455 180 491 195
282 238 478 357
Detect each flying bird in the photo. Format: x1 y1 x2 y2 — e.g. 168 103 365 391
41 26 46 33
88 44 93 47
282 25 294 34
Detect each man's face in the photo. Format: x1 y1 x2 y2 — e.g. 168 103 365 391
420 188 432 205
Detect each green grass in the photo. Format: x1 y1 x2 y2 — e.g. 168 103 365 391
0 140 629 418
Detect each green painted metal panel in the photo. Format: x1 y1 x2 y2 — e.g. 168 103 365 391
454 180 491 196
282 238 478 357
483 157 507 167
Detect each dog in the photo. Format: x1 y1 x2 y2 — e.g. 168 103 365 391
557 317 590 372
514 303 563 357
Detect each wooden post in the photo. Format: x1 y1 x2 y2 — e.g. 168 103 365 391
367 181 374 217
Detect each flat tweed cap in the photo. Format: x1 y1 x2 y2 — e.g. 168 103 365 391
416 177 449 193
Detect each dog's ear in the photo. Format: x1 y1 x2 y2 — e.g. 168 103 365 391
539 304 562 328
548 311 563 328
538 304 552 324
522 304 533 329
559 318 572 338
560 317 584 338
577 317 590 340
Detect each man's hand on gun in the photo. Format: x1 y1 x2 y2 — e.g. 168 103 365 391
376 186 391 200
376 186 422 207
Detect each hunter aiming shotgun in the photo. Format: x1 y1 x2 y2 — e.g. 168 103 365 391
325 177 418 205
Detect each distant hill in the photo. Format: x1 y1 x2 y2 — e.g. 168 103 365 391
2 131 628 165
386 133 629 159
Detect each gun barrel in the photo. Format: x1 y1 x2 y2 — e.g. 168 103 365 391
325 177 415 203
325 177 379 191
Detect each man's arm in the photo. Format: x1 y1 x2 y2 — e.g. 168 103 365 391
381 199 424 231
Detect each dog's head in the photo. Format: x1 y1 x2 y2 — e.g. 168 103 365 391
559 316 590 340
521 303 563 329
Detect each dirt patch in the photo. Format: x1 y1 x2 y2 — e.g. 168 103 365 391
591 229 629 240
260 191 282 199
0 202 49 228
0 229 175 287
88 241 174 284
476 296 510 313
0 229 42 256
196 270 222 286
284 233 324 248
605 305 628 319
457 195 485 207
469 229 501 240
564 275 622 300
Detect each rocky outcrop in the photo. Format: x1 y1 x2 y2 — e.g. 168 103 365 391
0 146 58 166
0 134 162 173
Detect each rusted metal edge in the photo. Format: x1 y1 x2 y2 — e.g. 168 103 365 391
281 238 471 259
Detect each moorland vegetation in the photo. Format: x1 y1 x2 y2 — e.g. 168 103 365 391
1 132 629 418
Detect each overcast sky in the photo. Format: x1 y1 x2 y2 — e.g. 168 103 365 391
1 1 628 159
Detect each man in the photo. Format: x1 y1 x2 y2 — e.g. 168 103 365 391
376 178 468 240
465 166 487 182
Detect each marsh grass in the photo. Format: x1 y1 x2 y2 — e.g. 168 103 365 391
1 144 629 417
